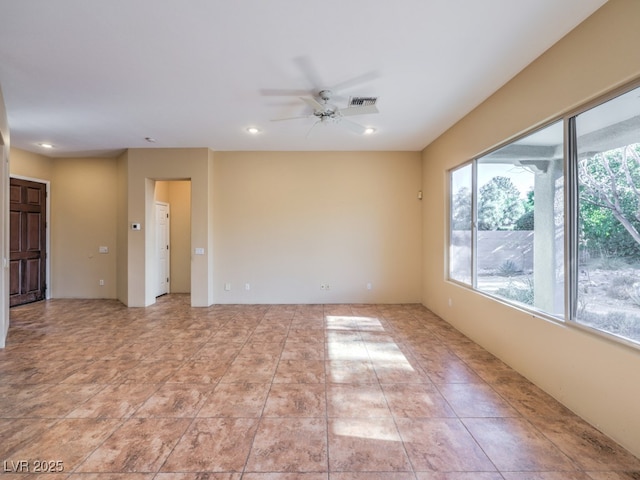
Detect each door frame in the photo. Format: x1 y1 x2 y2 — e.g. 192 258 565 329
10 174 51 300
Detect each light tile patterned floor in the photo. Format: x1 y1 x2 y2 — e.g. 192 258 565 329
1 295 639 479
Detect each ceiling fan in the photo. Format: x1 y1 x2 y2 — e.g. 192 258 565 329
272 89 379 136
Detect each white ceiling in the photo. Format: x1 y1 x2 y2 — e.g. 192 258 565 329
0 0 608 157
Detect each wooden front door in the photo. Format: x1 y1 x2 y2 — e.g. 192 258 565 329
9 178 47 306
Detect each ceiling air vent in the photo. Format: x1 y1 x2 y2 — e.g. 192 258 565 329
349 96 377 107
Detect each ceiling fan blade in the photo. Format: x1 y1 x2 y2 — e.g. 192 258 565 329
338 104 379 117
294 56 325 90
329 70 380 93
339 118 367 135
306 120 322 138
259 88 312 97
300 96 325 111
271 115 312 122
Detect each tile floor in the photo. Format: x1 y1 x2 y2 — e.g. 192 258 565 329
1 295 639 479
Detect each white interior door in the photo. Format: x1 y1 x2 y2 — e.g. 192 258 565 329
156 202 170 296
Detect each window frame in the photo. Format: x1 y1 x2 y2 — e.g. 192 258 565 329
446 78 640 350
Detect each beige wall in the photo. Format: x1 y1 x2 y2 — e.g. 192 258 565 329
213 151 422 303
10 148 53 181
50 157 118 298
422 0 640 457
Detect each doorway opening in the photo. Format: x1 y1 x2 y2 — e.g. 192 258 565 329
154 180 191 299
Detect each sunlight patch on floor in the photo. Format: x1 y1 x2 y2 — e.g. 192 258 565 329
366 343 414 370
331 418 401 442
325 315 384 332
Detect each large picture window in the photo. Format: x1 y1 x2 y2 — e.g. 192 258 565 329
449 83 640 345
574 86 640 343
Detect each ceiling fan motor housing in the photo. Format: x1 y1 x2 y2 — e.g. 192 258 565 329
318 90 333 102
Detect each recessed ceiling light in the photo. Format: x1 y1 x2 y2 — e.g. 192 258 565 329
363 127 376 135
246 127 261 135
38 143 54 148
